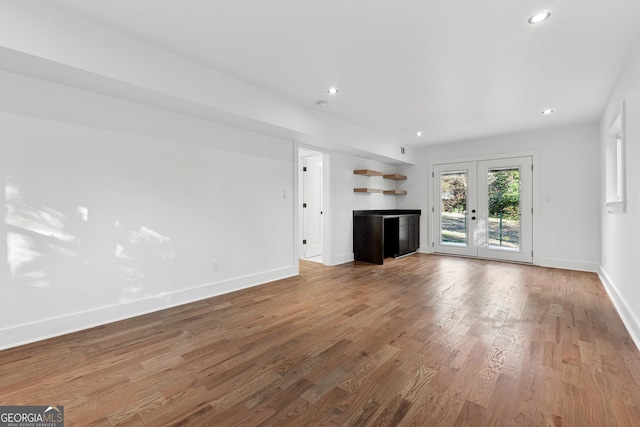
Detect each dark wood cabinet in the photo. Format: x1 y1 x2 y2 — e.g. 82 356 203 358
353 210 420 265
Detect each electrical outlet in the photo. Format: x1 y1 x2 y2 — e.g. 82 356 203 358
212 261 219 272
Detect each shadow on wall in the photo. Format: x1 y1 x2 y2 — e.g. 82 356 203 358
3 175 174 303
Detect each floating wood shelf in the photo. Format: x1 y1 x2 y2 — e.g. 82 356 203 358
383 174 407 181
354 188 383 193
354 169 406 195
353 169 383 177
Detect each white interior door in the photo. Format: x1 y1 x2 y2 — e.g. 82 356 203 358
302 155 322 259
433 156 532 263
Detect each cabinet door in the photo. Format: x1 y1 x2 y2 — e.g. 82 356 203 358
398 216 409 256
407 215 419 253
413 216 420 252
353 216 384 264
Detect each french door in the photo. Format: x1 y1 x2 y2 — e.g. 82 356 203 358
433 156 532 263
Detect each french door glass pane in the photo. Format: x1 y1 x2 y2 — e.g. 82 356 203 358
487 167 520 249
440 171 467 245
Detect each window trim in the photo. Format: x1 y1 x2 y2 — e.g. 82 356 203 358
605 101 626 213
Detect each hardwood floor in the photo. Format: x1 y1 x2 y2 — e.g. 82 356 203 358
1 254 640 426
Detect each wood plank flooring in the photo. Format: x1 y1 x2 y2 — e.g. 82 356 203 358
1 254 640 426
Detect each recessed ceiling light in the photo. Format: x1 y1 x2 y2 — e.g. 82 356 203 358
316 100 327 107
415 131 424 136
542 108 556 115
327 87 339 95
528 11 551 24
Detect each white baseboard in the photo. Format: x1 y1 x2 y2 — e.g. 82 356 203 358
0 265 298 351
414 252 597 273
598 267 640 352
326 253 354 266
538 257 599 272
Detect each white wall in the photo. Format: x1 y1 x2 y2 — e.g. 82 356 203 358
327 154 398 265
0 67 406 349
0 75 297 350
599 39 640 347
398 123 601 272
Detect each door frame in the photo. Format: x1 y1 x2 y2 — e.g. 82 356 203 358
428 150 540 265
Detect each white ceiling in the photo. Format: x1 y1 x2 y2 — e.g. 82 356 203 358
33 0 640 147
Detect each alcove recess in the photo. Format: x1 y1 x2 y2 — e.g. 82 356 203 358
353 170 407 195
